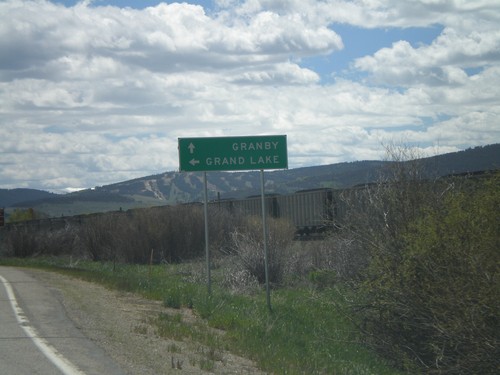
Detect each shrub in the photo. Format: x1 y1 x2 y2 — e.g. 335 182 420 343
1 203 241 265
78 213 118 261
3 228 38 257
308 269 337 289
76 205 208 264
228 216 295 286
309 235 370 283
395 174 499 373
354 169 499 373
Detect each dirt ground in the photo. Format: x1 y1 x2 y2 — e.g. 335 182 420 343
27 269 266 375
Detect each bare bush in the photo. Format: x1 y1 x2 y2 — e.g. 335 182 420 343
1 204 237 265
307 235 369 283
1 223 81 258
228 216 296 286
208 206 244 256
78 205 207 264
36 225 80 256
78 214 119 261
3 227 38 257
221 260 260 294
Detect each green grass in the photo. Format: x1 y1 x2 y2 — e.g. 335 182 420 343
0 256 400 374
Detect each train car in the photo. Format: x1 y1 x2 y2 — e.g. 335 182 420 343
2 216 68 232
0 188 344 239
213 188 338 237
214 194 281 218
277 188 335 236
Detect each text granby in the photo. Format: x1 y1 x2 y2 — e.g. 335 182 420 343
231 141 280 151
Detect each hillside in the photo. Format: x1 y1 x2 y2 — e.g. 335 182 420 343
0 188 57 208
3 143 499 217
97 159 386 203
88 143 500 204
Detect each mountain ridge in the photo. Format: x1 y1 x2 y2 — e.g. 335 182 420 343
2 144 499 216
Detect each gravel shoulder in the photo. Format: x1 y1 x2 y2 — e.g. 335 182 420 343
26 269 266 375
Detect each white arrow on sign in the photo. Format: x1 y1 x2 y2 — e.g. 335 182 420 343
189 158 200 166
188 143 195 154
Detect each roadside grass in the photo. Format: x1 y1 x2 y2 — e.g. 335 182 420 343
0 256 400 374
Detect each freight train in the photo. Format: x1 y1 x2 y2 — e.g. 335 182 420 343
0 188 348 238
211 188 346 236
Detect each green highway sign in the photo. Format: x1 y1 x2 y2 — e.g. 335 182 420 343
178 135 288 172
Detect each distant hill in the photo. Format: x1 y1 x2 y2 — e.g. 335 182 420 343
93 144 499 204
95 159 387 203
4 143 499 217
0 188 57 208
421 144 500 175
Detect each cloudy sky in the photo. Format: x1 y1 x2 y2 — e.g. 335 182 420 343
1 0 499 193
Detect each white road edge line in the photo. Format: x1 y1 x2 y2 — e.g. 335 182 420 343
0 274 86 375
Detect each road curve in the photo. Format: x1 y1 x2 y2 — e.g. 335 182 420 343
0 266 126 375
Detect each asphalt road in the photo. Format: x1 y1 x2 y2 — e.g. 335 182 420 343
0 266 126 375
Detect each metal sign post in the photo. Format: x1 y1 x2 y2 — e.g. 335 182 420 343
203 171 211 294
260 170 271 311
178 135 287 309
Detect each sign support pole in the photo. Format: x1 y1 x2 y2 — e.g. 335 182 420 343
203 171 211 294
260 169 272 312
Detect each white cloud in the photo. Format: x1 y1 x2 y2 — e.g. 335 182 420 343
354 27 500 87
230 62 320 84
0 0 499 192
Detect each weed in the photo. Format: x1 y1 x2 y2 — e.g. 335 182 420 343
132 323 148 335
168 343 182 353
308 269 337 289
198 358 215 371
164 291 181 309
